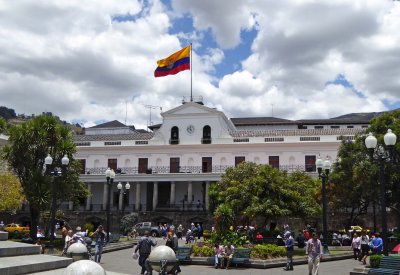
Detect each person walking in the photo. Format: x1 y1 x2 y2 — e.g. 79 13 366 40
134 230 157 275
92 225 106 263
177 224 184 239
351 232 361 260
283 232 294 271
165 230 181 274
305 232 323 275
360 231 370 264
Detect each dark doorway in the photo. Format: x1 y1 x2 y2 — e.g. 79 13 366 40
158 182 171 207
146 183 154 211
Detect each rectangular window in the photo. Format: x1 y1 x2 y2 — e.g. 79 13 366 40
108 159 117 171
347 125 354 128
264 137 284 142
305 155 316 172
78 159 86 174
75 142 91 146
330 126 340 129
314 126 323 129
235 156 245 166
138 158 148 174
170 157 180 173
300 137 320 141
202 157 212 173
104 141 121 146
269 156 279 169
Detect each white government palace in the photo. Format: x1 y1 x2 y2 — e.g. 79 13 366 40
53 99 375 228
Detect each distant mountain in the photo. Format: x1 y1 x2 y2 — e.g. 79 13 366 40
331 112 382 121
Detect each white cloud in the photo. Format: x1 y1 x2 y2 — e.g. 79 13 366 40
0 0 399 131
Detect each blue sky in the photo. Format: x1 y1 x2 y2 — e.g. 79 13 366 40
0 0 399 128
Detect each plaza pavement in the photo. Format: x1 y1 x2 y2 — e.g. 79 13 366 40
99 237 363 275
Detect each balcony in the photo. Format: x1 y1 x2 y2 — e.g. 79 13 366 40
82 164 319 175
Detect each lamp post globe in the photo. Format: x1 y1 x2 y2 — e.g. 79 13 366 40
384 129 396 146
365 132 377 149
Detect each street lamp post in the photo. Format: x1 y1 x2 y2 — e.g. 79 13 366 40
44 154 69 254
105 168 116 243
117 182 130 215
316 156 331 254
364 129 397 256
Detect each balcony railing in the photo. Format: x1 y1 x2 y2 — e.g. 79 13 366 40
83 164 317 175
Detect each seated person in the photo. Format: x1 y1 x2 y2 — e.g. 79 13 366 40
221 242 235 269
213 243 224 269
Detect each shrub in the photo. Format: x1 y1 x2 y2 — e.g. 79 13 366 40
191 244 214 257
83 223 94 233
369 254 383 268
206 231 250 246
251 244 286 259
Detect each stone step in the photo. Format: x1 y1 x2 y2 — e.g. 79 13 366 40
0 241 41 257
0 231 8 241
30 268 131 275
0 254 73 275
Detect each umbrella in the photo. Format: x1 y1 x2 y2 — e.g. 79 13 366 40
392 243 400 253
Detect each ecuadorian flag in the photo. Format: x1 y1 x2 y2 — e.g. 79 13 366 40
154 45 190 77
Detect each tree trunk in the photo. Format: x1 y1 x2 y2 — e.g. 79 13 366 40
29 205 40 241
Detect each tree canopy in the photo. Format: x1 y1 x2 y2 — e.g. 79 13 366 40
2 115 89 239
210 162 321 230
0 173 25 212
329 109 400 227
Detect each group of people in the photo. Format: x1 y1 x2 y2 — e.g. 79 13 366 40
134 229 182 275
351 231 383 265
62 225 106 263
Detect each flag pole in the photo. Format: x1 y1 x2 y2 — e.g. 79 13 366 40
190 43 193 102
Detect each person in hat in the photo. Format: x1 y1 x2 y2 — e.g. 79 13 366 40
283 231 294 271
72 226 85 244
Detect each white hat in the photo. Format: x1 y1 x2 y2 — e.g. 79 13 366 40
76 226 81 231
191 223 194 225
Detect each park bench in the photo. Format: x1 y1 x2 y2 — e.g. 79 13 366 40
368 256 400 275
110 233 121 243
231 248 252 267
176 246 192 263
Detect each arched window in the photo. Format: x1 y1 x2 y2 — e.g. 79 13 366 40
202 125 211 144
170 126 179 144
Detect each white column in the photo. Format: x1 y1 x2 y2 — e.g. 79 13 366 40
153 182 158 210
135 183 141 211
205 181 210 211
170 182 176 206
85 183 92 211
102 182 108 210
187 182 193 204
68 201 73 211
119 190 123 210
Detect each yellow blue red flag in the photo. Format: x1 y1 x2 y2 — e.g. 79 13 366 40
154 45 190 77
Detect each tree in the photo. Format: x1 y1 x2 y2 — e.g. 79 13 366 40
0 173 25 212
210 162 321 231
0 117 6 133
3 115 89 240
0 106 16 120
330 109 400 228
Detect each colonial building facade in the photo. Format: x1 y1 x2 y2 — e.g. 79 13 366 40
57 101 372 229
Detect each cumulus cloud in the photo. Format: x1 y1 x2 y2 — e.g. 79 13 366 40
0 0 399 131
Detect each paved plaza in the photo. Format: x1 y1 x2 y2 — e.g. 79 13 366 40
100 238 361 275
